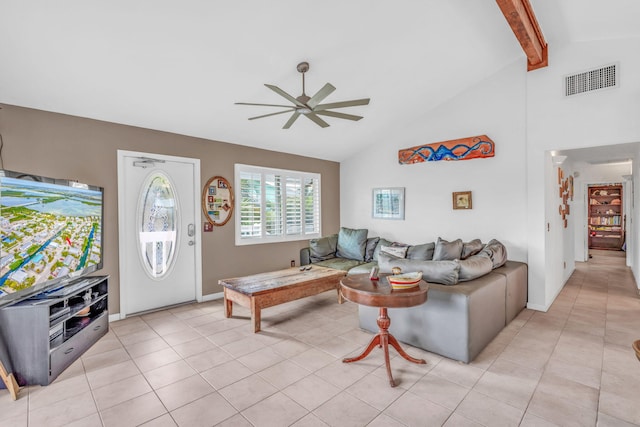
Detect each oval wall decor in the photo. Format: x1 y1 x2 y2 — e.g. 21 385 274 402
202 176 234 226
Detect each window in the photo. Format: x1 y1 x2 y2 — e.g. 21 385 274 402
235 164 321 245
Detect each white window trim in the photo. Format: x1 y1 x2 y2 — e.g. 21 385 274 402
234 164 322 246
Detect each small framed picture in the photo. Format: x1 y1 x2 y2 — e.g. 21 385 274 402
372 187 405 220
453 191 472 210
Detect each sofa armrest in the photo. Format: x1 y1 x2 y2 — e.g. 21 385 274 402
300 247 311 266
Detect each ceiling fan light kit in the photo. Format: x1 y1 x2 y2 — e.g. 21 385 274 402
236 62 370 129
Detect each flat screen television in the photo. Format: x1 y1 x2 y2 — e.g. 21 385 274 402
0 170 104 307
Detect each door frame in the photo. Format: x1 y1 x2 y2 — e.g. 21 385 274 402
116 150 203 319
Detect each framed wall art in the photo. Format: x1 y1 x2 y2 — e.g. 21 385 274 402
453 191 472 210
202 176 234 226
372 187 405 220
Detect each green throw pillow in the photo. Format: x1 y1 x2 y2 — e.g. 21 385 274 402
309 234 338 262
336 227 368 261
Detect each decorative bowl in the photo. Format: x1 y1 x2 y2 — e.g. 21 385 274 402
388 271 423 289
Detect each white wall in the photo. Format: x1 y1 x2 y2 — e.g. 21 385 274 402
341 37 640 313
527 38 640 309
341 60 527 259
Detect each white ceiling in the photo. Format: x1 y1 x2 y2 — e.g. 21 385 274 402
1 1 639 162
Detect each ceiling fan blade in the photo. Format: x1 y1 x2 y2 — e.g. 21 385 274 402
315 110 363 121
264 84 306 107
304 113 330 128
314 98 370 111
307 83 336 109
283 112 301 129
236 102 297 108
248 109 296 120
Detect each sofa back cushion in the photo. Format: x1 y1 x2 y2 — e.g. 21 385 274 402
481 239 508 268
378 253 460 285
380 244 409 258
407 242 435 260
309 234 338 262
364 237 380 262
372 238 393 261
458 252 493 281
461 239 483 260
336 227 368 261
433 237 463 261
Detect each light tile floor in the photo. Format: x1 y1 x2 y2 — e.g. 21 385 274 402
1 251 639 426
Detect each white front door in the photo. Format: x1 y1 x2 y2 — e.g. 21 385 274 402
117 150 201 317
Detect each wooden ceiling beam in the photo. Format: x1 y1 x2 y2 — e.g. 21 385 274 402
496 0 548 71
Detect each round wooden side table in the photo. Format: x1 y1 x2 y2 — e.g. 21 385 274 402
340 273 429 387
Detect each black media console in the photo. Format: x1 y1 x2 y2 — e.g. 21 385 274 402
0 275 109 385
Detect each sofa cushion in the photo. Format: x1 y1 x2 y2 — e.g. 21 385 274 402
380 245 408 258
364 237 380 262
458 252 493 281
433 237 463 261
481 239 508 268
309 234 338 262
407 242 435 260
378 253 460 285
336 227 368 261
461 239 483 260
372 238 393 261
313 258 364 272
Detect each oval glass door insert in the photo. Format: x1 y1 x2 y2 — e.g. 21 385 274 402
138 172 178 279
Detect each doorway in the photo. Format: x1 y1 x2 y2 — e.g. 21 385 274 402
117 150 202 317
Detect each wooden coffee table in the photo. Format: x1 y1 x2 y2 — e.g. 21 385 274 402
340 273 429 387
219 266 346 332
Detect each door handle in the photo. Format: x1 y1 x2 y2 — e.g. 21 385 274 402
188 223 195 237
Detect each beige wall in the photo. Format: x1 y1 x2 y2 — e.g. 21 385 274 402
0 105 341 314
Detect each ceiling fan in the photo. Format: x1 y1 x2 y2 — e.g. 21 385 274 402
235 62 370 129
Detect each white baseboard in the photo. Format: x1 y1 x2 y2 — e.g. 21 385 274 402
202 292 223 302
526 302 548 312
109 293 224 322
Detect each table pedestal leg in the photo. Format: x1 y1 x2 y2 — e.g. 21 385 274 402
343 307 426 387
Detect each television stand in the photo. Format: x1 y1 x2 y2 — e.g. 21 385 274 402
0 276 109 386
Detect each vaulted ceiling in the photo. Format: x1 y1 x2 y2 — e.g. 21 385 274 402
1 1 639 162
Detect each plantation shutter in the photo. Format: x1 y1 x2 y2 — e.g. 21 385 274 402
239 172 262 238
265 174 283 236
235 164 321 245
304 177 320 234
285 177 302 235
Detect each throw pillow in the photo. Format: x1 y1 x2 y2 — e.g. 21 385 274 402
309 234 338 262
378 253 460 286
372 238 393 261
336 227 368 261
380 245 408 258
461 239 483 260
406 242 435 260
364 237 380 262
481 239 508 268
432 237 463 261
458 252 493 281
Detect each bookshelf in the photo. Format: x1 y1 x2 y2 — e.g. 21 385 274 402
588 184 624 251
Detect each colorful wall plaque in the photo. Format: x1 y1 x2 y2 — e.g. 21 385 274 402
398 135 495 165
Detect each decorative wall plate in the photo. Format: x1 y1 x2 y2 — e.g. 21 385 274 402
202 176 234 226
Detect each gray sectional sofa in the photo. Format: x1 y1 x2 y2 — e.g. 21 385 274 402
300 227 528 363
